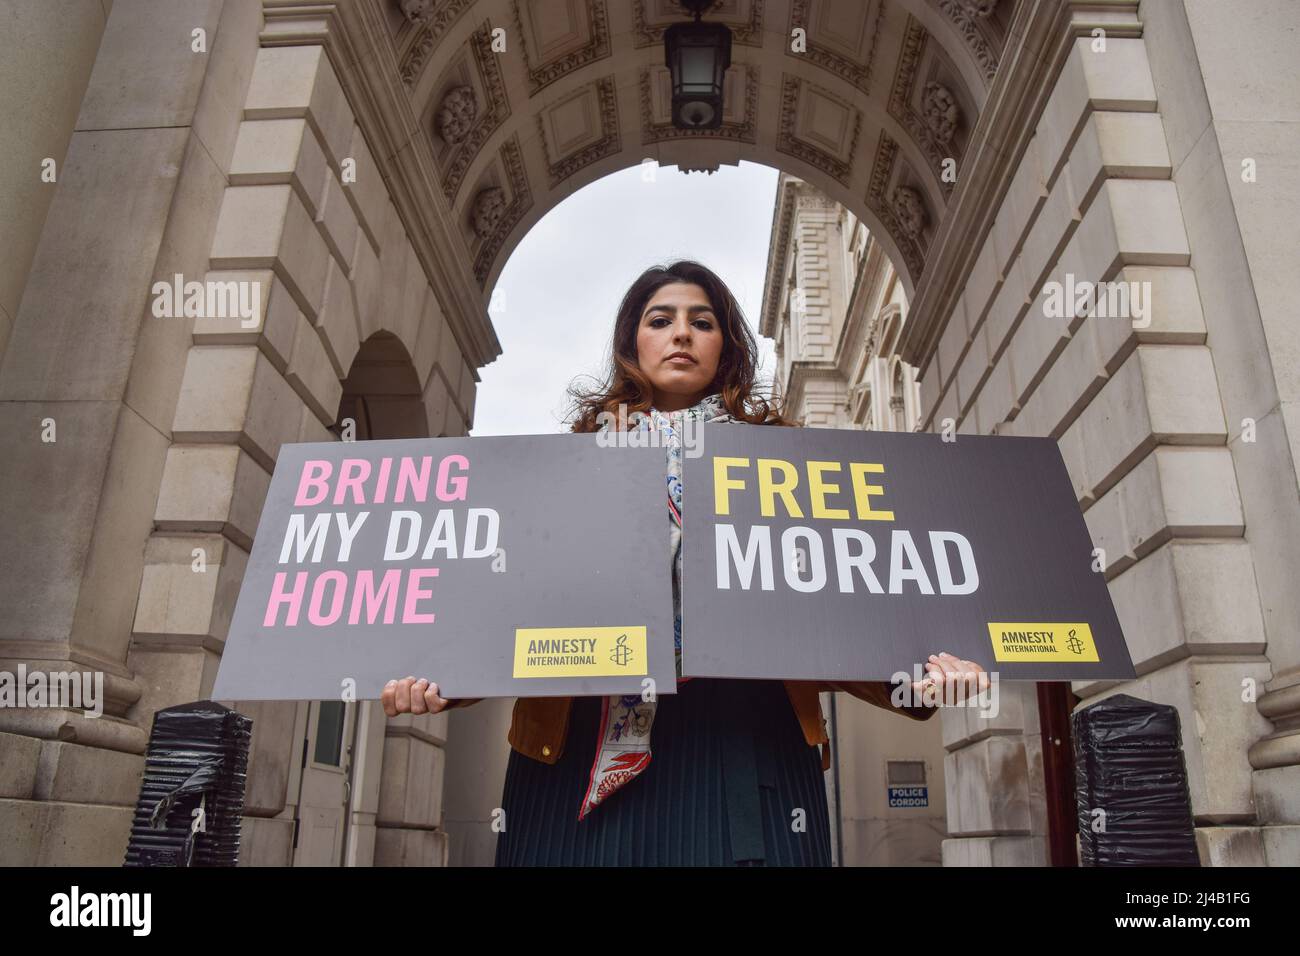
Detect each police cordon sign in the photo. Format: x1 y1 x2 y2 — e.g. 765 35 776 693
212 434 677 701
680 423 1135 682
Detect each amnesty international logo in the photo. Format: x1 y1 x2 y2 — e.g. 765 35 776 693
609 633 634 667
987 622 1099 662
513 626 647 677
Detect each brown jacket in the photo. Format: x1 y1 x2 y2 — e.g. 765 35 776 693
448 680 935 772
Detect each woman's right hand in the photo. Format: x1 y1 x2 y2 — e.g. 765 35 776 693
381 676 455 717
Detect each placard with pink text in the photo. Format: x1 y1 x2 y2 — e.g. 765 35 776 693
212 434 676 701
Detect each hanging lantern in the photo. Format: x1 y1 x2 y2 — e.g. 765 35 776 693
664 2 732 130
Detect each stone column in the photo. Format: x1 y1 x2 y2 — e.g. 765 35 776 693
0 0 264 866
0 0 108 359
1139 0 1300 865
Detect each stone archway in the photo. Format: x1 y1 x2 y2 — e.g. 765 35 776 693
4 0 1298 868
384 0 1003 307
225 1 1009 868
0 0 1162 868
336 332 431 440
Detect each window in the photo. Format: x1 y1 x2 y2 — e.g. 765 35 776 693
313 700 347 766
891 361 908 432
887 760 926 787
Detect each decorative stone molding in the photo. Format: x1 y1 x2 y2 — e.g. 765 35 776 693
537 76 621 188
934 0 1001 82
399 0 476 87
439 23 511 201
514 0 612 95
638 64 758 145
472 136 532 287
865 132 925 282
887 17 966 197
435 85 478 144
797 191 838 213
785 0 886 94
632 0 765 48
775 74 861 187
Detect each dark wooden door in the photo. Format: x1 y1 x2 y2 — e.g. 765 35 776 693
1037 682 1079 866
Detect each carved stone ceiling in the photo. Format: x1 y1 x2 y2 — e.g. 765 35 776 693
387 0 1008 295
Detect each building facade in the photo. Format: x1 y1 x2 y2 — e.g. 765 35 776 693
1 0 1297 866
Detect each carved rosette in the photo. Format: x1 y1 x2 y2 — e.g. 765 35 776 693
921 81 960 144
472 137 533 287
865 133 926 282
955 0 997 17
471 187 507 238
887 17 967 196
890 186 928 239
400 0 435 24
439 25 512 201
435 85 478 144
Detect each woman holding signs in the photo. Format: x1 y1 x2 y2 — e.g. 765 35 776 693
382 260 987 866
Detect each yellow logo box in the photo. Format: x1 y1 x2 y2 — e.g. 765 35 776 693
513 626 648 678
987 622 1099 662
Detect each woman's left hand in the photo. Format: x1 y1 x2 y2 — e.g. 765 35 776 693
910 652 989 705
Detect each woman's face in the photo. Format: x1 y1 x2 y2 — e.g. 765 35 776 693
634 281 725 412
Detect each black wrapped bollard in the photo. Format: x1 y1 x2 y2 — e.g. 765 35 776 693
1072 693 1199 866
123 700 253 867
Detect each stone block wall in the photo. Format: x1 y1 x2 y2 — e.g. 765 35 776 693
0 2 478 866
140 41 474 867
918 25 1296 865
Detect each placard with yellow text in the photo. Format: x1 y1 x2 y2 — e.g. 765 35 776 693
681 423 1134 682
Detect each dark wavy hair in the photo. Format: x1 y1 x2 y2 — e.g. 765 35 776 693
567 260 795 432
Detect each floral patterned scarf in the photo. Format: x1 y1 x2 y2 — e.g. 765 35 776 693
578 392 737 820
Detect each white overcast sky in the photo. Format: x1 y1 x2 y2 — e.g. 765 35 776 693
471 160 781 436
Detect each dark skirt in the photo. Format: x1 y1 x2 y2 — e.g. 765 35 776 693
494 677 833 866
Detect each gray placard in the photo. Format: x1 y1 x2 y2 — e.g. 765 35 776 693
212 433 676 701
681 423 1135 682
